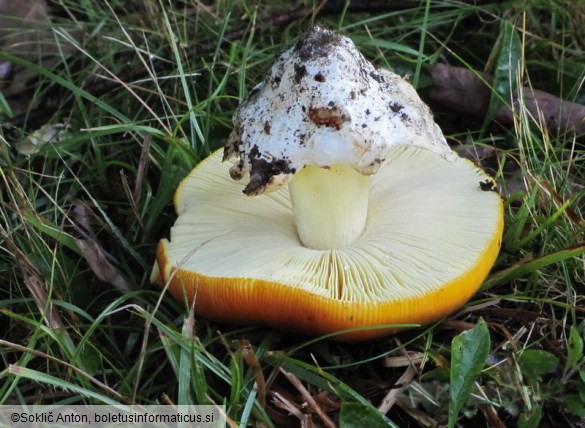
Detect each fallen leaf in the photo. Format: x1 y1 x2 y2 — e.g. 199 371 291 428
24 275 64 329
430 64 585 135
75 239 131 292
15 123 70 155
310 391 340 413
72 202 96 239
239 340 266 407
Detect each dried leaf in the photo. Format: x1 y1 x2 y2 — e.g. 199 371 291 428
75 239 131 292
429 64 492 117
310 391 340 413
239 340 266 407
378 364 418 414
15 123 70 155
430 64 585 135
24 275 64 329
500 87 585 134
72 202 96 239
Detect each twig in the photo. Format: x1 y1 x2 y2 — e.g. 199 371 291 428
378 363 418 414
280 368 336 428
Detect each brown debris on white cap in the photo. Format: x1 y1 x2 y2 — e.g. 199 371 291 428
224 26 455 196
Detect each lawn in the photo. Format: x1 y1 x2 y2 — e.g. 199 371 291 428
1 1 584 426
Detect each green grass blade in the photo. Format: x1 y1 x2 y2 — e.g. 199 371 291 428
413 0 432 88
482 244 585 290
161 8 206 153
239 383 259 428
23 214 81 255
7 365 119 405
0 52 131 125
483 20 522 129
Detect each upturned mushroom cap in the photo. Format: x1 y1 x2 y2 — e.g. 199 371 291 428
224 26 455 196
152 146 503 341
152 27 504 341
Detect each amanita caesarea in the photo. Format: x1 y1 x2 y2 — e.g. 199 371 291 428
151 27 503 341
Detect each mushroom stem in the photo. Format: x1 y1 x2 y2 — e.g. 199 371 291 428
288 164 369 250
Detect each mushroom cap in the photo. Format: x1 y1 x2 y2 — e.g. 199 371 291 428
152 146 504 341
224 26 455 196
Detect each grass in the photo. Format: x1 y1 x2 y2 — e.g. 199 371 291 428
1 0 584 426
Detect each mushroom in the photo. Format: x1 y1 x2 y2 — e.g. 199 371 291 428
151 27 504 341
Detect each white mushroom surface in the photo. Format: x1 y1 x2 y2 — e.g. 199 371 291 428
224 26 456 196
223 27 462 250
